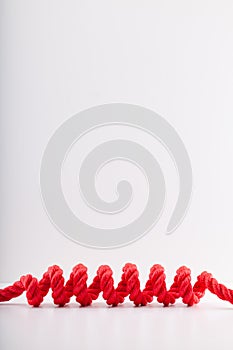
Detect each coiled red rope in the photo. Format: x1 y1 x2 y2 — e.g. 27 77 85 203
0 263 233 307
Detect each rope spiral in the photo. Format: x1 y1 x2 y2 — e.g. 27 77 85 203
0 264 233 307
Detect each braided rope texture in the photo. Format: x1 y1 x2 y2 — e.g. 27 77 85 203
1 264 233 307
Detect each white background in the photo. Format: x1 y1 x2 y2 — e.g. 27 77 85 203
1 1 233 349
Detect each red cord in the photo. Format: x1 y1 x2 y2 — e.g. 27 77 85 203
0 264 233 307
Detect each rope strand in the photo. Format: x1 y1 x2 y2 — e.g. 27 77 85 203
0 264 233 307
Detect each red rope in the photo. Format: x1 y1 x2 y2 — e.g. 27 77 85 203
0 263 233 307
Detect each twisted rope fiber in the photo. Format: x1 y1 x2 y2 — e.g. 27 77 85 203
1 264 233 307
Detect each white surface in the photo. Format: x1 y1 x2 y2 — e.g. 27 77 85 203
1 2 233 348
1 285 233 350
